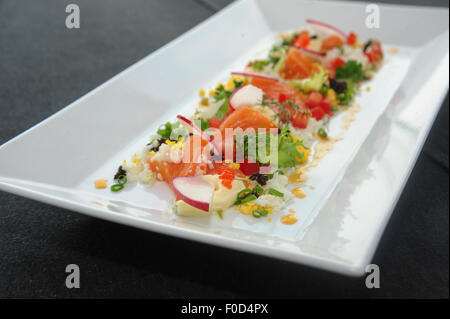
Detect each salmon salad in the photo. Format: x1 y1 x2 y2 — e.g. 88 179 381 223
96 20 384 222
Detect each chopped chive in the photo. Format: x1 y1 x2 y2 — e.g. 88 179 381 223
253 185 264 196
110 184 124 192
240 194 257 204
318 128 328 139
217 210 223 219
237 188 252 200
268 188 284 197
117 175 127 185
252 209 269 218
252 210 261 218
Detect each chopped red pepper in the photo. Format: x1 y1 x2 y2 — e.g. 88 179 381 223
347 32 358 46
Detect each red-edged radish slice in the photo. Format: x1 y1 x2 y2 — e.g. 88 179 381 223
228 84 263 111
172 176 214 212
231 72 279 82
176 115 220 153
293 46 326 58
306 19 347 41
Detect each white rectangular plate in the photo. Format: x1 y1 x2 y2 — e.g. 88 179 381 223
0 0 448 275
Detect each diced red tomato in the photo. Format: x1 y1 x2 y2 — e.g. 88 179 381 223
239 160 260 176
282 48 313 79
364 41 383 63
209 117 221 128
304 92 333 118
278 93 289 103
319 99 332 114
347 32 358 46
293 32 310 48
292 110 310 129
332 57 345 69
311 107 326 121
305 91 323 109
321 35 344 51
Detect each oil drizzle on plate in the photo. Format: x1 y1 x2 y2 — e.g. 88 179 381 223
291 187 307 198
289 103 361 184
281 214 298 225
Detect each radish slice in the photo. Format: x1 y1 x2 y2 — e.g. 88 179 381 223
293 46 326 58
306 19 347 41
172 176 214 212
229 84 263 110
231 72 279 82
176 115 220 154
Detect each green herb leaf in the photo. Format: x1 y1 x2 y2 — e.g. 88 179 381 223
214 99 230 120
336 60 365 82
277 128 305 168
250 59 270 71
157 122 173 139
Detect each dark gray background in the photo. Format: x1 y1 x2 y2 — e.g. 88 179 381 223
0 0 448 298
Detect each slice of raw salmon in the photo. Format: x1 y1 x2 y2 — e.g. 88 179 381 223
147 135 209 182
219 106 277 135
281 48 313 79
250 77 305 107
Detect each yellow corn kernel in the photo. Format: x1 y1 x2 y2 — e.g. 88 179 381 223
94 179 108 189
209 90 215 97
327 89 337 106
201 97 210 106
133 158 140 164
228 163 240 170
199 89 205 97
166 140 176 146
236 203 273 216
225 78 235 91
149 151 156 156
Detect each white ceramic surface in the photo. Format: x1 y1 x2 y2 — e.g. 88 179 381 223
0 0 448 275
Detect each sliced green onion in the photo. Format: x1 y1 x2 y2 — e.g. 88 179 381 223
110 184 124 192
253 185 264 196
268 188 284 197
240 194 257 204
318 128 328 139
237 188 252 200
252 209 269 218
117 175 127 185
252 210 261 218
